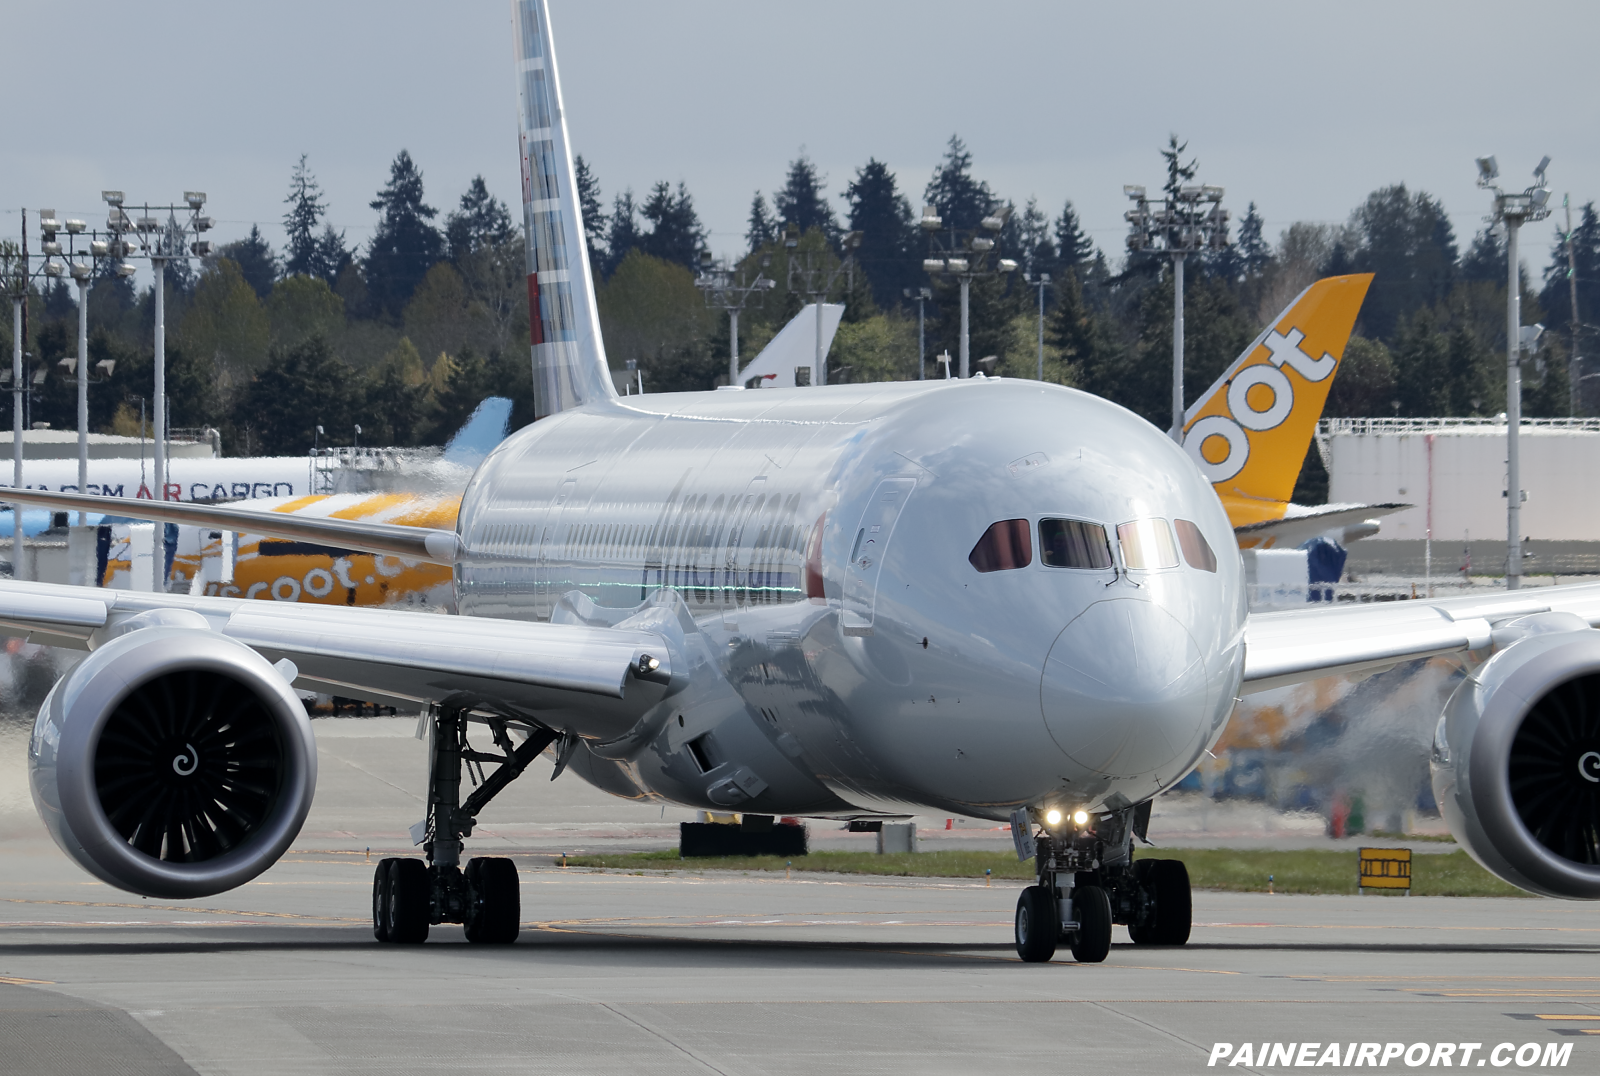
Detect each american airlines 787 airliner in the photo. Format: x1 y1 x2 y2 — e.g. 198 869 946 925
8 0 1600 963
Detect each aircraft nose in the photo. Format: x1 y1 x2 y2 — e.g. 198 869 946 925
1040 598 1209 781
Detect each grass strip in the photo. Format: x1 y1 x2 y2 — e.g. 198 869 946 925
561 847 1529 898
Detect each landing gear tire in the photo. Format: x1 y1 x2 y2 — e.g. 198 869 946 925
1069 885 1112 963
372 858 397 942
1129 858 1192 946
375 857 431 944
1014 884 1058 963
1148 859 1192 945
464 857 521 944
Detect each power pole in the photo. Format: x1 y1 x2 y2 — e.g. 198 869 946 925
1567 195 1582 416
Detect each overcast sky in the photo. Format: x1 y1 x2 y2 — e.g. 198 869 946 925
4 1 1595 292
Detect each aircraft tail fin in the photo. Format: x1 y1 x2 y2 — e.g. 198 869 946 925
442 397 514 468
1181 274 1373 528
512 0 614 419
735 304 844 388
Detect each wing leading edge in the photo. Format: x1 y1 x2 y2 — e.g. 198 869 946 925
0 579 676 739
1243 582 1600 693
0 487 463 565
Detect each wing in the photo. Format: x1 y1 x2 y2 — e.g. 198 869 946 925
1243 583 1600 693
0 579 676 738
0 487 462 564
1233 502 1410 550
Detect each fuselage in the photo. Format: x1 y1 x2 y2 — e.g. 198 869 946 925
454 378 1246 821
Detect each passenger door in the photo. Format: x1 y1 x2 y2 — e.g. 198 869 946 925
841 477 916 637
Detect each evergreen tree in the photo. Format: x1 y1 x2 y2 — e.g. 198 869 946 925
1160 134 1198 199
312 226 353 286
365 150 445 319
1017 197 1052 279
1235 202 1271 276
924 135 993 231
231 336 361 455
283 155 328 280
638 181 705 269
844 159 917 309
1349 184 1458 342
1459 226 1504 285
215 226 277 299
603 190 641 278
774 154 839 244
746 192 776 253
1054 200 1095 275
573 155 608 260
444 176 514 262
1542 202 1600 336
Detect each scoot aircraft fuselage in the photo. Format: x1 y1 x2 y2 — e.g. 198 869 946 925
455 377 1243 817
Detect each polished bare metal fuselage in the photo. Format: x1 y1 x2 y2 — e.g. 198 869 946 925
455 378 1246 821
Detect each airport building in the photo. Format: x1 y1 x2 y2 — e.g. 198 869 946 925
1322 416 1600 577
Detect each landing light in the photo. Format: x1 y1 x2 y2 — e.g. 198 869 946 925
1045 809 1062 826
1072 809 1089 826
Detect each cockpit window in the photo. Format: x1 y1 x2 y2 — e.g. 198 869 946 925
1174 518 1217 573
1039 519 1112 570
1116 518 1179 570
968 519 1032 573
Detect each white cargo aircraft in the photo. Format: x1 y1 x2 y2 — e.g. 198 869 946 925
8 0 1600 962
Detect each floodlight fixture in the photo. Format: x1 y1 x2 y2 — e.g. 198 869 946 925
41 242 62 256
945 258 969 273
190 241 212 257
1123 184 1145 200
135 216 159 232
1476 155 1499 186
89 240 107 257
114 263 136 278
69 262 91 282
979 214 1005 232
1202 185 1225 202
997 258 1018 273
1534 156 1551 180
95 359 116 376
699 248 713 267
1520 323 1545 352
919 205 942 231
1531 187 1551 210
844 230 863 250
184 191 206 208
58 357 76 372
102 191 123 206
64 219 85 234
922 258 945 274
970 236 995 252
31 368 48 385
1040 272 1051 285
43 261 65 277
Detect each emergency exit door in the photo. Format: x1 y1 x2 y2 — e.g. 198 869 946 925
841 477 916 636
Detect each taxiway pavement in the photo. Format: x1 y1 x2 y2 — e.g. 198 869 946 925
0 718 1591 1075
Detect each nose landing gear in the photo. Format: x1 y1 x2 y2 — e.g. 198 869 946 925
371 705 557 944
1012 804 1191 963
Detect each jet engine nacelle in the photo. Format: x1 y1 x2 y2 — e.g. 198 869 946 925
29 612 317 898
1432 613 1600 899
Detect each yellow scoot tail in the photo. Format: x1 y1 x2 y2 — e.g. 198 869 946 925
1181 274 1373 528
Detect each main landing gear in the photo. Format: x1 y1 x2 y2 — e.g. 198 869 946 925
372 705 558 944
1012 802 1191 963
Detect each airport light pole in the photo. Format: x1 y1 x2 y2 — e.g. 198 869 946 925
695 250 776 387
920 206 1018 378
1122 182 1229 441
1023 272 1052 380
1476 154 1553 591
903 287 931 379
100 191 214 503
784 225 862 387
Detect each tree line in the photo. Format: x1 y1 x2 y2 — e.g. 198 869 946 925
2 137 1597 503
